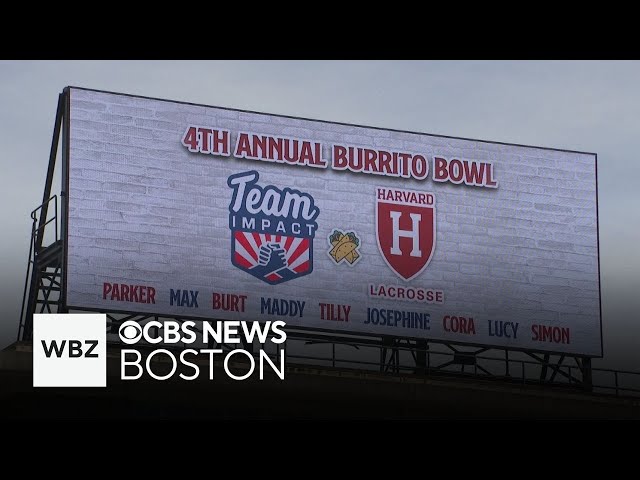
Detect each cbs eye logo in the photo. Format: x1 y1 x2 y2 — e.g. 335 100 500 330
119 321 142 344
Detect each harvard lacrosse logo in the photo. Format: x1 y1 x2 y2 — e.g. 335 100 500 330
227 171 320 285
376 187 436 281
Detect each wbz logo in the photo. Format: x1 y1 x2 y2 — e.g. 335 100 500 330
33 314 106 387
41 339 99 358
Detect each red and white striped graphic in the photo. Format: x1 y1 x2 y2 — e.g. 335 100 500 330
233 232 311 282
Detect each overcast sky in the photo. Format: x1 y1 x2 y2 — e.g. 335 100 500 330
1 60 638 370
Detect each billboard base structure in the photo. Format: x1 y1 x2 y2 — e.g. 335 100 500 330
17 194 603 393
2 341 638 420
14 200 627 396
18 88 636 398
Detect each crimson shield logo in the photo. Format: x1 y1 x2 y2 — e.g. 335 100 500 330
376 187 436 281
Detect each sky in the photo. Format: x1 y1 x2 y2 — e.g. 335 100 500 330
1 60 638 371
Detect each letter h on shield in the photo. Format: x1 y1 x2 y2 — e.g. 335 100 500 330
390 211 422 257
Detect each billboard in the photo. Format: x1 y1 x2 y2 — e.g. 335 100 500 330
65 87 602 356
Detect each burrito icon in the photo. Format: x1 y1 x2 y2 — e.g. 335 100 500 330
329 229 361 265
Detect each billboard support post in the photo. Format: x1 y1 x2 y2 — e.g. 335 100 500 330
60 87 70 314
505 349 510 377
18 92 67 341
415 339 428 375
583 358 593 392
36 93 64 252
381 337 401 374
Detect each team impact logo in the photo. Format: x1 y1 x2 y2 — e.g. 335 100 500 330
228 171 320 285
376 187 436 281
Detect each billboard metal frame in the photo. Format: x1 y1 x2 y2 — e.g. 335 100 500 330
19 86 605 392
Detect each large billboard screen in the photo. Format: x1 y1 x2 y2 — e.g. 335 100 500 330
66 87 602 356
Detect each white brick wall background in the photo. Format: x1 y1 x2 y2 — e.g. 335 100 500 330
67 89 601 356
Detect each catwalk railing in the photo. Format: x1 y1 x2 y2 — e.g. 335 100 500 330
18 195 59 341
277 336 640 398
